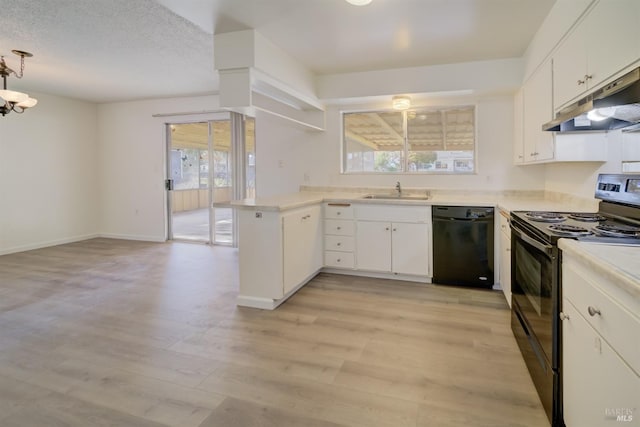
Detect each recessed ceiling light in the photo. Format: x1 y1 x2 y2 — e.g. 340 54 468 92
345 0 373 5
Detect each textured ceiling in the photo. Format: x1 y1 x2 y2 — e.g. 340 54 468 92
0 0 556 103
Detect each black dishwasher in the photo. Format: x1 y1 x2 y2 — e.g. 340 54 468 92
432 206 494 288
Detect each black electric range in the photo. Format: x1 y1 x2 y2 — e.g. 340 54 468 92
509 174 640 427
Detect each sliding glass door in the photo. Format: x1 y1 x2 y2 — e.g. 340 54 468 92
166 112 254 246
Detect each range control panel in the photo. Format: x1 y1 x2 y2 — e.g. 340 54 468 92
595 174 640 206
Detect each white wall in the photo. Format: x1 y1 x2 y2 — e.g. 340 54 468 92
253 110 314 198
0 92 99 255
545 130 625 199
97 95 221 241
301 95 546 192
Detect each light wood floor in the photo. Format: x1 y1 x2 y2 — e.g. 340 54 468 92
0 238 549 427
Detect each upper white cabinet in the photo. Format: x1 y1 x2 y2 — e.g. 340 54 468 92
522 60 555 162
553 0 640 110
513 88 525 164
516 60 608 165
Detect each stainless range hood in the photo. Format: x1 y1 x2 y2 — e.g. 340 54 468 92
543 67 640 132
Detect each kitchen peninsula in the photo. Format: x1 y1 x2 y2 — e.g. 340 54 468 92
228 187 599 309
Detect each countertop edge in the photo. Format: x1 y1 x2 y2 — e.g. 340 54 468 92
558 239 640 301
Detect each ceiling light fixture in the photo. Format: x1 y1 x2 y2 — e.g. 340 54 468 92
392 95 411 110
0 50 38 116
345 0 372 5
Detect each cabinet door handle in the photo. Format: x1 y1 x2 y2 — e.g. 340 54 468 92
587 306 601 317
392 228 397 232
337 211 341 215
336 258 341 263
559 312 570 321
385 227 390 231
577 78 586 85
584 74 593 81
336 242 341 246
337 226 341 230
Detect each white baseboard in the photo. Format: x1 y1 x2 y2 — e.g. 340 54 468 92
98 233 166 243
321 267 431 283
236 295 278 310
0 233 100 256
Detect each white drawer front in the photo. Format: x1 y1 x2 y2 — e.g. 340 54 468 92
564 262 640 374
324 203 354 220
355 204 431 222
324 235 354 252
324 219 355 236
325 251 355 269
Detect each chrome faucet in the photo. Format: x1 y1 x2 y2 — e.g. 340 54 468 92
395 181 402 196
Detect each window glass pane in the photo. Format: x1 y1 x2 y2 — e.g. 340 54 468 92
344 106 475 173
406 106 475 173
344 111 404 172
172 148 202 190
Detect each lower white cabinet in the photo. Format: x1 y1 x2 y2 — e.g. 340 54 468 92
562 257 640 427
356 221 392 272
283 206 322 294
237 204 322 308
498 210 511 307
354 205 431 278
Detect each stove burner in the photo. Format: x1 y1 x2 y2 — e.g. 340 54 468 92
525 212 567 223
594 224 640 238
548 224 593 237
568 213 607 222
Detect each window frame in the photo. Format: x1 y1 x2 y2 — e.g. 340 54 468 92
341 104 478 175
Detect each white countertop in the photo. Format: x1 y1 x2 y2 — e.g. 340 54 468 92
222 188 599 213
559 239 640 301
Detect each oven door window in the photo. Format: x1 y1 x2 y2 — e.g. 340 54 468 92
512 234 555 361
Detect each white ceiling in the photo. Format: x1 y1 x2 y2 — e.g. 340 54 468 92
0 0 556 103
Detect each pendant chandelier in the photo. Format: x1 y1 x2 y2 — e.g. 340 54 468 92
0 50 38 116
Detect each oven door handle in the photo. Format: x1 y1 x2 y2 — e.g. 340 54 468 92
511 222 555 257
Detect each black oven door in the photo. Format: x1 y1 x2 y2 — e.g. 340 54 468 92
511 221 558 367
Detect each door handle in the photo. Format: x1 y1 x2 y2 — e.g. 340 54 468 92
165 179 174 191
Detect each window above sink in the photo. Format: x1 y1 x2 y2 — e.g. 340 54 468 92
342 105 476 174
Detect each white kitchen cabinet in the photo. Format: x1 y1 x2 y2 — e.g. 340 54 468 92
517 58 608 165
523 60 554 162
355 221 392 272
498 210 511 307
283 205 322 294
391 222 430 276
237 204 322 309
356 221 430 276
513 88 525 164
562 257 640 427
553 0 640 110
354 204 431 278
324 203 356 269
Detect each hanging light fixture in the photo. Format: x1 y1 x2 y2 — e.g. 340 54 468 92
0 50 38 116
392 95 411 110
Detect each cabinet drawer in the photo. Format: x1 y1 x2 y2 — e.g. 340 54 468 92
563 262 640 374
324 219 354 236
325 251 355 269
324 203 354 220
324 235 354 252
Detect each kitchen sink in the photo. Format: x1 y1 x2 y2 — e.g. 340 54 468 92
363 194 430 200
